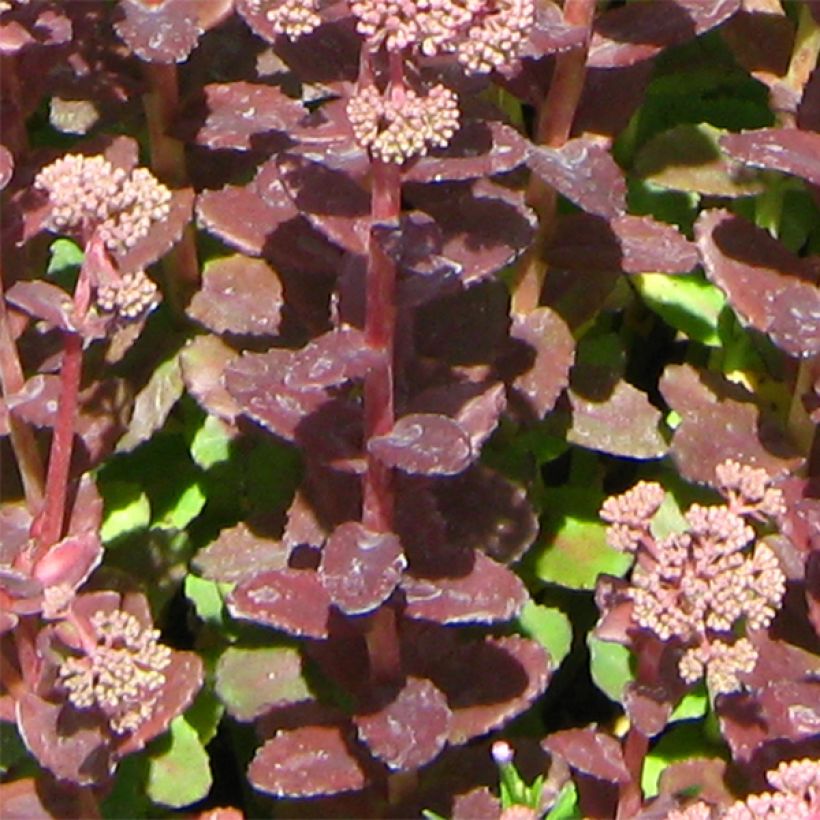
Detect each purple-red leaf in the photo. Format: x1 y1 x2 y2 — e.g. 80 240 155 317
402 551 528 625
286 328 381 390
0 145 12 190
505 307 575 418
406 180 536 284
196 179 299 257
355 678 451 770
248 725 366 797
660 364 803 483
568 379 668 459
191 82 306 151
588 0 741 68
114 0 204 63
16 694 112 785
528 137 626 219
194 522 290 584
5 374 60 428
180 335 242 423
224 349 328 442
695 209 820 358
318 522 405 615
433 466 538 564
5 281 76 332
187 254 283 336
543 728 631 785
369 413 472 476
404 121 529 184
229 569 332 638
276 153 370 254
548 214 698 275
721 128 820 186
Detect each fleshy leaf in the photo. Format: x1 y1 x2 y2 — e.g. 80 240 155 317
191 82 306 150
116 354 184 453
228 569 332 638
318 522 405 615
369 414 472 476
224 349 329 442
215 646 313 722
721 127 820 186
634 123 764 197
505 307 575 419
180 335 242 422
588 0 741 68
355 678 451 770
285 328 382 390
533 487 633 590
543 728 631 785
634 272 726 347
402 551 528 625
248 725 367 797
194 522 289 583
568 380 668 459
99 481 150 544
659 363 803 483
695 209 820 358
145 716 211 809
547 214 698 275
588 635 632 705
517 602 573 670
528 137 626 219
187 254 283 336
114 0 204 63
5 280 76 332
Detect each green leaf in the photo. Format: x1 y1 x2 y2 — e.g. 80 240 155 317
670 683 708 723
47 238 84 276
0 722 27 775
154 479 206 530
650 491 688 541
546 781 579 820
184 687 225 747
101 753 150 819
641 721 712 798
588 635 633 705
634 272 727 347
146 716 212 809
532 487 632 590
99 481 151 544
185 574 229 627
215 645 313 721
517 602 573 669
245 439 302 514
190 413 234 470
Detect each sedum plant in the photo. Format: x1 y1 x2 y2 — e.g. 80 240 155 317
0 0 818 818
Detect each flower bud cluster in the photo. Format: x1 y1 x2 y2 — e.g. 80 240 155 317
600 461 786 695
35 154 171 254
248 0 321 40
347 84 459 164
349 0 534 74
715 459 786 519
723 758 820 819
96 270 159 321
58 608 172 734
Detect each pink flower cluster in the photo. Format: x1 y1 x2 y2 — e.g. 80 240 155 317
248 0 321 40
349 0 534 74
600 461 786 695
96 269 159 320
35 154 171 255
58 608 172 734
671 759 820 819
347 83 460 164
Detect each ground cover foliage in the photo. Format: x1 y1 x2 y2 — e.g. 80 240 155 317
1 0 819 817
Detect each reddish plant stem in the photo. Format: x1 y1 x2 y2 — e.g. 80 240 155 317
33 331 82 554
142 62 200 311
0 54 29 157
617 636 663 819
512 0 596 314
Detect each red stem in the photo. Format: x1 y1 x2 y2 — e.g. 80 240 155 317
512 0 596 314
33 331 83 553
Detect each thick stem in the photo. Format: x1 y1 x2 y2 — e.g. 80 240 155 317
362 158 401 533
142 62 199 311
0 54 28 157
511 0 596 314
33 331 82 553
